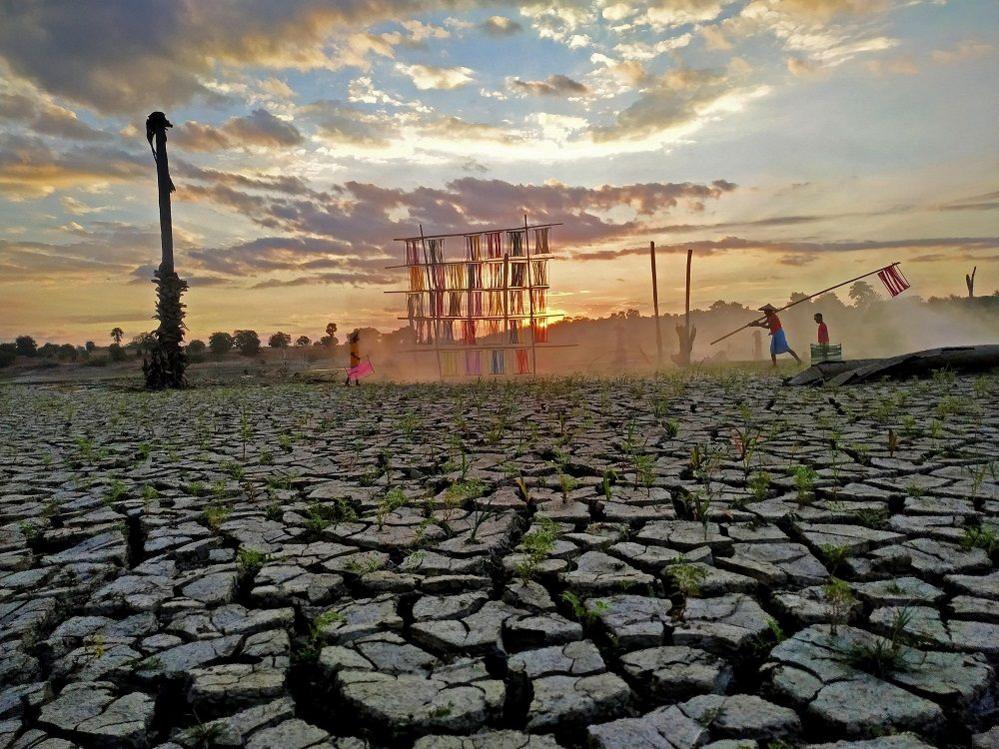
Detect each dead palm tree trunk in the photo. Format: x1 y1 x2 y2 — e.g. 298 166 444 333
143 111 188 389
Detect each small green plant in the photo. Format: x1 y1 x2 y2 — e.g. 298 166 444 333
203 504 231 533
792 465 818 504
141 485 159 502
852 506 888 529
376 487 407 529
663 419 680 440
104 478 128 505
137 442 152 460
961 525 998 555
237 547 268 577
562 591 609 624
278 432 293 452
748 471 771 503
820 543 851 574
842 607 918 677
667 562 708 597
259 450 274 466
220 459 244 481
265 502 283 522
515 517 560 581
824 577 856 635
601 469 616 500
765 616 786 643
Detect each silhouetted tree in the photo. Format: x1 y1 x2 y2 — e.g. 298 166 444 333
233 329 261 356
268 332 291 348
848 280 880 310
209 332 233 356
325 322 338 347
15 336 37 357
110 327 124 345
296 335 310 347
187 339 206 356
85 341 96 352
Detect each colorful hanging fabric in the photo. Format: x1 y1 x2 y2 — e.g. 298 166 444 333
462 320 477 344
487 291 503 316
469 291 483 316
488 264 503 289
532 260 547 286
441 351 459 377
427 238 445 264
429 291 444 317
490 349 505 374
511 262 526 287
508 230 525 256
448 291 462 317
509 320 520 344
441 320 455 343
406 239 421 265
510 290 525 315
466 234 482 261
532 321 549 343
486 320 500 338
409 267 425 291
486 232 502 258
877 264 910 297
516 349 530 374
465 350 481 376
466 263 481 289
531 289 547 314
446 265 464 290
534 227 549 253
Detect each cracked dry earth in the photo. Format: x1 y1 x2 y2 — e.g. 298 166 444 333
1 373 997 749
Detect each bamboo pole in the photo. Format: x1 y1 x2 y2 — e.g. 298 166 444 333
502 251 510 375
709 262 901 345
524 214 538 376
418 224 443 380
650 241 662 368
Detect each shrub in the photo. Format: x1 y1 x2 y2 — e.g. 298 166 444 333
209 332 234 356
233 330 261 356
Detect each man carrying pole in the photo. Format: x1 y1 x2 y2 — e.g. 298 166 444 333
751 304 801 367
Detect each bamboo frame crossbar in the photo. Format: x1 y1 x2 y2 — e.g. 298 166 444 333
710 262 902 345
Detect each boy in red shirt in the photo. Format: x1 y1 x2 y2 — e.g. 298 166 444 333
814 313 829 347
752 304 801 367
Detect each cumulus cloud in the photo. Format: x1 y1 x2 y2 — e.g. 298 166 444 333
396 63 474 90
0 90 110 141
0 133 147 199
172 109 303 152
591 67 738 142
510 74 590 97
480 16 522 37
298 100 400 147
0 1 454 114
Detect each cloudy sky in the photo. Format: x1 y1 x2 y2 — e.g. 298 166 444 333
1 0 996 344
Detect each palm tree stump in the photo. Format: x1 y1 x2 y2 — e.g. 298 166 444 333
143 111 188 389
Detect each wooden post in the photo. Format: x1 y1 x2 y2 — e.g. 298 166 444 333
649 241 663 368
672 249 694 367
966 267 977 298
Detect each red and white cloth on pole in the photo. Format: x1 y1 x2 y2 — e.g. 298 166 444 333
877 264 910 297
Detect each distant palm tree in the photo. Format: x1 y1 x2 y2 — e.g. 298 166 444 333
110 327 124 345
